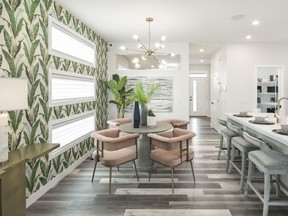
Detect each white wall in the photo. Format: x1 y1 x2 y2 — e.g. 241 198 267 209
107 42 190 121
211 43 288 119
226 43 288 113
189 64 210 72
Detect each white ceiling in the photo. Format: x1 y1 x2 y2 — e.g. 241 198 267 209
56 0 288 65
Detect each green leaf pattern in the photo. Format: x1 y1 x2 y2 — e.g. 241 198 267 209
0 0 108 197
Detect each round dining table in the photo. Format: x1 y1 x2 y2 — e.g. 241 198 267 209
118 122 172 171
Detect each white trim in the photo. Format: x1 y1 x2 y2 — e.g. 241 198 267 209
49 69 95 107
48 16 96 67
49 111 95 160
26 149 94 208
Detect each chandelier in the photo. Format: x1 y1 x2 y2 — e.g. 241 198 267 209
119 17 175 69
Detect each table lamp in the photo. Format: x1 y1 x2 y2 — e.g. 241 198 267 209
0 78 28 163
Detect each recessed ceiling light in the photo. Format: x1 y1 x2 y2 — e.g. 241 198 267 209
200 59 204 63
231 14 245 20
199 49 204 52
246 35 252 40
252 20 260 26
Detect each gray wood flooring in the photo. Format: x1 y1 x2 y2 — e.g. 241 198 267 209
27 117 288 216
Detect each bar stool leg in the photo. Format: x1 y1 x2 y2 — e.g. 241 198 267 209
263 173 271 216
240 152 247 190
228 142 235 173
225 138 232 173
217 135 224 160
244 160 253 196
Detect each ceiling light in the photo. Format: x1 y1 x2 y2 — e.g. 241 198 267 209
200 59 204 63
199 49 204 52
252 20 260 26
246 35 252 40
119 17 175 69
119 46 126 51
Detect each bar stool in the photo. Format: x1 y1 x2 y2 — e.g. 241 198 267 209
217 119 238 172
243 131 288 216
227 123 258 189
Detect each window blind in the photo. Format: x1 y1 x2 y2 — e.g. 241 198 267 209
49 16 95 67
49 69 95 107
49 111 95 159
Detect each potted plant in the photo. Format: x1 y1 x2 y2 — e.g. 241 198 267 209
147 109 157 127
133 81 159 126
107 74 134 118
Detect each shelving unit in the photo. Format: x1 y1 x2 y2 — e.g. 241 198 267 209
257 80 278 113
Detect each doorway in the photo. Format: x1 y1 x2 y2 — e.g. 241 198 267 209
189 74 208 116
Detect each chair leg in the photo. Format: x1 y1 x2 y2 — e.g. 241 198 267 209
109 167 112 194
240 152 247 190
91 160 97 183
263 173 271 216
228 143 235 174
225 138 231 173
117 165 120 171
171 167 174 194
275 175 281 196
189 160 196 182
148 161 154 182
244 160 253 196
133 160 139 182
217 135 224 160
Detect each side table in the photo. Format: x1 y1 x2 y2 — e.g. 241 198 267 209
0 143 59 216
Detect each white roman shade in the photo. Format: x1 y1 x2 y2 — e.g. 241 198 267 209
49 16 95 67
49 69 95 107
49 111 95 159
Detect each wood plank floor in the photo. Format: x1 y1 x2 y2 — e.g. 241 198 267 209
27 117 288 216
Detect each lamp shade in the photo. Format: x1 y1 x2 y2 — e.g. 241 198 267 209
0 78 28 111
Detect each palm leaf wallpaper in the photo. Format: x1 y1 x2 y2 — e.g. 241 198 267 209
0 0 108 197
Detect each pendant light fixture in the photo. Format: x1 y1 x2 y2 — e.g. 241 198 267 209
119 17 175 69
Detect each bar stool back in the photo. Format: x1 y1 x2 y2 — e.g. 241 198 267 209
243 131 288 216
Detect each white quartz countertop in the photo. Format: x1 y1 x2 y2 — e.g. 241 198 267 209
225 113 288 152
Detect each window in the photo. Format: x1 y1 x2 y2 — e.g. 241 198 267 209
49 111 95 159
49 69 95 107
49 16 95 67
189 73 207 78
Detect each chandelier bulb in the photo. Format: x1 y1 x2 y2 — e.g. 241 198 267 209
161 60 167 65
160 44 165 49
135 63 140 68
161 36 166 41
132 58 140 64
141 55 147 61
170 52 176 57
137 44 143 49
154 43 160 48
133 34 139 40
119 46 127 51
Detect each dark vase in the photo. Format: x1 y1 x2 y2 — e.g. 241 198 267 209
141 104 147 126
133 101 140 128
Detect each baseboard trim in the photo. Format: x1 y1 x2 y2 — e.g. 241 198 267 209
26 149 94 208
